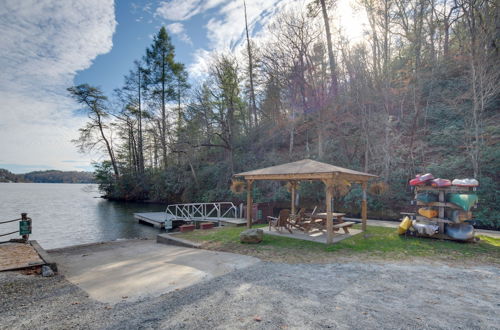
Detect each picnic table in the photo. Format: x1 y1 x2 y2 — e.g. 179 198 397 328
305 212 354 234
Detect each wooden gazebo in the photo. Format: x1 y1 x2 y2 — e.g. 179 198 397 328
234 159 378 244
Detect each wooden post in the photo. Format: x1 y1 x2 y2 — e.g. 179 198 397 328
324 179 334 244
21 212 30 241
246 180 253 228
290 181 297 216
361 182 367 232
438 190 445 234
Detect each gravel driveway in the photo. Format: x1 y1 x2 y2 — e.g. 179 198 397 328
1 261 499 329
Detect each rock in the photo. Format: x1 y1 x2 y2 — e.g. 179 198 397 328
240 229 263 244
41 265 54 277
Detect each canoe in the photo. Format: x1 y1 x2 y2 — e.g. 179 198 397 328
416 192 438 203
418 207 438 218
445 223 475 241
447 194 478 211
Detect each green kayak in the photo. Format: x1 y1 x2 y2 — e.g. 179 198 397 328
416 192 438 203
446 194 478 211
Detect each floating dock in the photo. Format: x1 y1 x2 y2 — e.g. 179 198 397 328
134 212 170 229
135 202 247 230
134 212 246 229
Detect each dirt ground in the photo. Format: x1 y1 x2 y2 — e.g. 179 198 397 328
1 256 499 329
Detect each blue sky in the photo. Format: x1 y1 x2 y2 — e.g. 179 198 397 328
0 0 365 174
74 0 207 96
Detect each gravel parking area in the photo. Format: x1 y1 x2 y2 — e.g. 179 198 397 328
1 260 499 329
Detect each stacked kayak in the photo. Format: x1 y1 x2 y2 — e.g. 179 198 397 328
445 223 475 241
431 178 451 187
447 194 478 211
409 173 434 186
409 173 479 188
416 192 438 203
418 207 438 219
401 172 479 242
446 210 473 223
452 178 479 187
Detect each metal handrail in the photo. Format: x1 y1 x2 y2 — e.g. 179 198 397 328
0 213 31 241
165 202 239 222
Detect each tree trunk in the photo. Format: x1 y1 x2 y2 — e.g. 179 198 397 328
161 53 168 169
319 0 338 95
137 67 144 174
244 0 258 127
96 112 119 177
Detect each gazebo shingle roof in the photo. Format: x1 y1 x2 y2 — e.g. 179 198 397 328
234 159 377 181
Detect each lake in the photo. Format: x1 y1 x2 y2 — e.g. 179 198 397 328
0 183 165 249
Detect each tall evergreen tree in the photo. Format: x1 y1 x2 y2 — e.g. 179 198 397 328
144 26 188 169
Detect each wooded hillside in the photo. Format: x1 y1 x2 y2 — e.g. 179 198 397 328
0 169 95 183
69 0 499 229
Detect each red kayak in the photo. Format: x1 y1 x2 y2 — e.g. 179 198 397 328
409 173 434 186
431 178 452 187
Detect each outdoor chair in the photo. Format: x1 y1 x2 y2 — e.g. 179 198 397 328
268 209 293 233
290 208 312 232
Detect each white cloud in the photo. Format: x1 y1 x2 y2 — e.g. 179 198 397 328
166 22 193 45
156 0 229 21
184 0 294 78
188 49 213 79
0 0 116 172
183 0 367 79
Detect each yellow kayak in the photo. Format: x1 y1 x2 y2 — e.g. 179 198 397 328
398 216 413 235
418 207 438 219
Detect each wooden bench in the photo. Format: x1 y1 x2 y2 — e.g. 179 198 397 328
332 221 355 234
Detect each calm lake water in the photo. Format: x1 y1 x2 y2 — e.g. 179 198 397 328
0 183 165 249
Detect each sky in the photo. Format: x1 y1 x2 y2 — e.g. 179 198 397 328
0 0 367 174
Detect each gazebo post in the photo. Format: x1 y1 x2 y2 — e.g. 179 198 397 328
290 181 297 216
246 179 254 228
361 181 367 232
324 179 334 244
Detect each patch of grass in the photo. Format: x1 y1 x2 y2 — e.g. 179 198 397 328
177 224 500 264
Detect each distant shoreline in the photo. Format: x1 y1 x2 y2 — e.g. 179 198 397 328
0 168 95 184
0 182 96 184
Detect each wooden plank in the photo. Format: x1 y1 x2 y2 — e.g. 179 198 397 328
415 216 454 224
416 201 460 209
0 243 44 272
415 186 475 193
332 221 355 229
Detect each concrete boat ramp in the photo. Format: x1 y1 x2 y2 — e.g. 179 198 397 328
49 239 259 304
